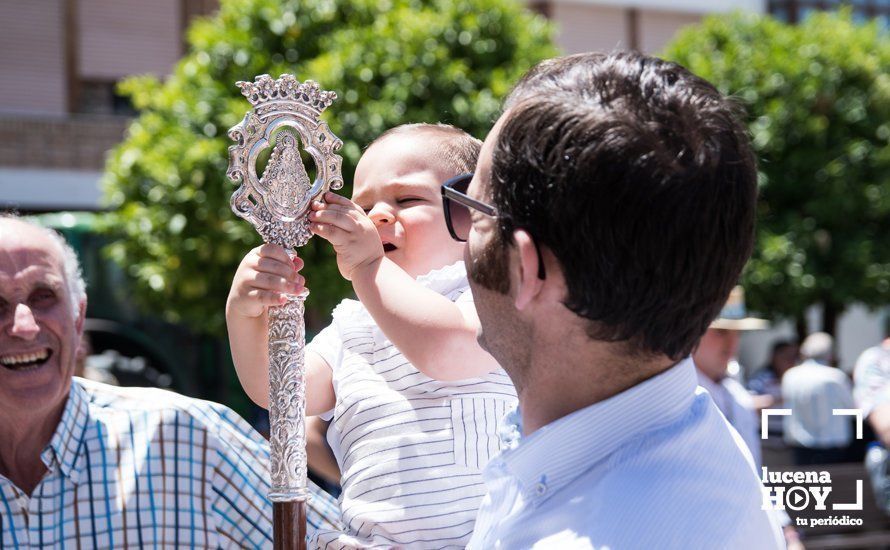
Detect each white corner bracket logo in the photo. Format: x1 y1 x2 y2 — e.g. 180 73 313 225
761 408 792 440
760 407 865 526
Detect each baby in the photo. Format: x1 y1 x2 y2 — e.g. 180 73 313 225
226 124 517 548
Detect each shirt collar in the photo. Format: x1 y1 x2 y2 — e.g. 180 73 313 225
492 358 698 507
696 369 725 394
695 368 732 417
41 378 90 484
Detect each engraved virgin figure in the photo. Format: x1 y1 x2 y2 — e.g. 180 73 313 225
261 131 312 217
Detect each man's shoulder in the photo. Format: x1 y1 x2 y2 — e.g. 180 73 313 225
541 445 778 548
856 345 890 370
783 363 820 384
787 363 848 387
78 377 212 412
567 391 761 500
748 367 776 385
490 391 781 548
75 378 261 445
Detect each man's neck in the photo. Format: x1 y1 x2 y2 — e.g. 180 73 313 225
516 327 675 436
0 402 65 495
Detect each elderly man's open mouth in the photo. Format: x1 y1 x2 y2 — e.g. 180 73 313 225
0 348 53 371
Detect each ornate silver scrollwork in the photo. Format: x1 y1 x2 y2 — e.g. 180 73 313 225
227 74 343 502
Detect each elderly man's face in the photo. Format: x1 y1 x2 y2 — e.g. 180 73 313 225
0 221 83 420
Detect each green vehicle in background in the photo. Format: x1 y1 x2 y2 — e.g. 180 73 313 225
31 211 240 410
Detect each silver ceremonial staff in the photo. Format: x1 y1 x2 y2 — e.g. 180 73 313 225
226 74 343 550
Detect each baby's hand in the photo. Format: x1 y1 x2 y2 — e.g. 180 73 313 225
309 192 384 281
227 244 306 318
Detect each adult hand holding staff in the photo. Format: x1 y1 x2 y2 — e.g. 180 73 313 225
226 74 343 550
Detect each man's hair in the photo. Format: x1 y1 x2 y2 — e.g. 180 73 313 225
0 213 87 318
490 51 758 360
800 332 834 364
371 123 481 176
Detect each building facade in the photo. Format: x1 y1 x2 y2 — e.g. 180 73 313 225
0 0 216 211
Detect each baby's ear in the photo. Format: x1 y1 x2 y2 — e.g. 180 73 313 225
512 229 544 311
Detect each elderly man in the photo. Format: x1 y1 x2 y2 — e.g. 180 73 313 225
783 331 854 465
0 215 336 547
441 52 783 547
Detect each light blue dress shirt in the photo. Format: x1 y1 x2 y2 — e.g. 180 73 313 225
467 358 784 549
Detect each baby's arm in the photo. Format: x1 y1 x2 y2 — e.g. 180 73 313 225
309 193 500 381
226 244 336 415
353 258 499 380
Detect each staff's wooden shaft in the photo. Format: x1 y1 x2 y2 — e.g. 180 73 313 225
274 501 307 550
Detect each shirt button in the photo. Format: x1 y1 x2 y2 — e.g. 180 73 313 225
534 482 547 496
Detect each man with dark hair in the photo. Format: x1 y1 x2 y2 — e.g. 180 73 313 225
441 52 783 547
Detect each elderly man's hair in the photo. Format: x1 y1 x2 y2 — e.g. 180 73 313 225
800 332 834 364
0 213 87 317
371 123 482 176
490 51 758 360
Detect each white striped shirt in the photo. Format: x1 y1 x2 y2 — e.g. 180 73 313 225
468 359 784 549
307 262 517 549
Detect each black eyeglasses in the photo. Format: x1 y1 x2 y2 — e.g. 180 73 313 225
441 173 494 242
441 173 546 279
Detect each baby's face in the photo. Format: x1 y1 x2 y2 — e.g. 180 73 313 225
352 133 466 278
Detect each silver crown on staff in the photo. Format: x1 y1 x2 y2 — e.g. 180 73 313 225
226 74 344 249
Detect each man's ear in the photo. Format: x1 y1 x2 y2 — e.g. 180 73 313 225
512 229 544 311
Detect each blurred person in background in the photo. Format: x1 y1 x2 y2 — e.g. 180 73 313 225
855 326 890 446
693 289 801 547
748 339 799 439
783 332 855 465
853 325 890 512
693 286 768 466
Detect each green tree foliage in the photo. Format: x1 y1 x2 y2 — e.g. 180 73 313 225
102 0 556 336
664 10 890 336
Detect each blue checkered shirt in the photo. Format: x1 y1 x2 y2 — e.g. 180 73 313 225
0 377 341 549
